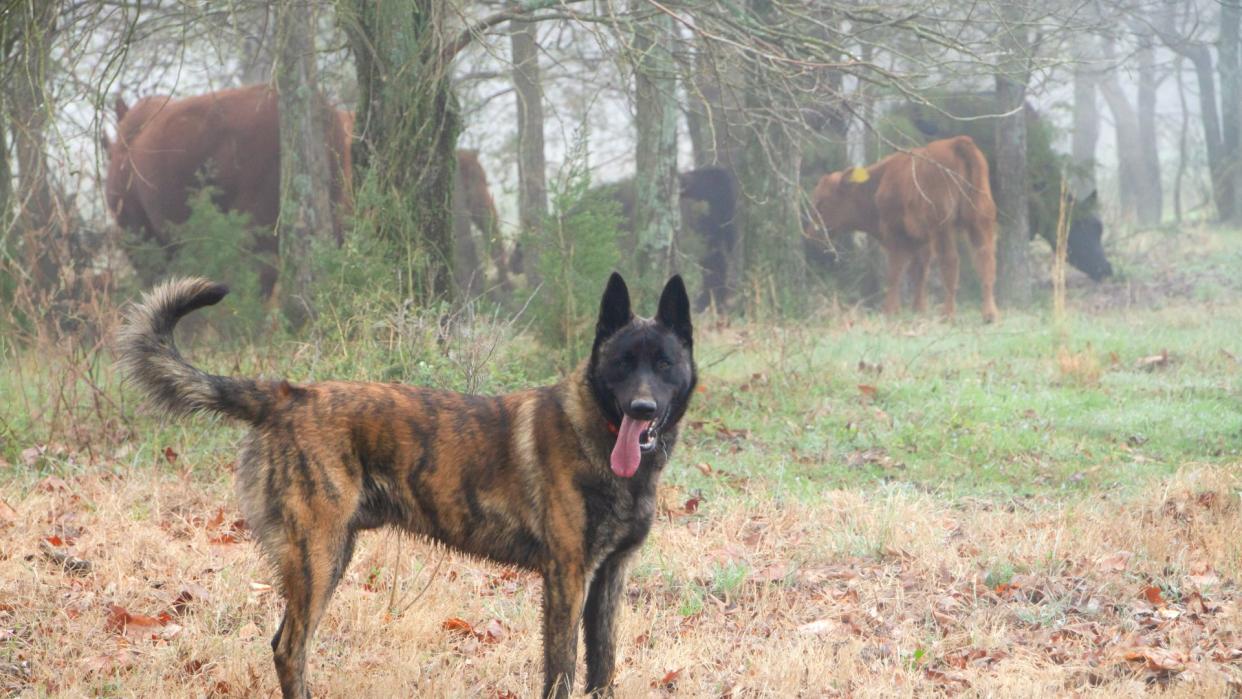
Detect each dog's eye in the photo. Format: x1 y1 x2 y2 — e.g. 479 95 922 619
654 358 671 372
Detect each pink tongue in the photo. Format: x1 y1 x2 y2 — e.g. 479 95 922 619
610 415 652 478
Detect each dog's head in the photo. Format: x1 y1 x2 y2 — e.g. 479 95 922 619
589 273 696 478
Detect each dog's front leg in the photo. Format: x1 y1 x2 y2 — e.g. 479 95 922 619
583 549 633 696
541 560 587 699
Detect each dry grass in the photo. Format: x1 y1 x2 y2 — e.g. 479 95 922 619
2 451 1239 697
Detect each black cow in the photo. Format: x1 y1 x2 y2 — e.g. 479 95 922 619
586 166 738 312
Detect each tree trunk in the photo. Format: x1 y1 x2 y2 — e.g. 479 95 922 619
510 18 547 284
0 92 12 238
342 0 459 302
684 72 710 168
856 40 886 305
688 32 743 170
735 0 806 314
275 0 335 328
1220 0 1242 224
631 5 680 291
860 41 880 164
1174 56 1189 222
993 23 1033 308
1071 48 1099 198
8 0 61 295
1135 31 1163 225
1099 72 1144 224
1177 45 1232 220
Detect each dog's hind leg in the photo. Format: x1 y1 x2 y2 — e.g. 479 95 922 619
270 522 358 699
542 560 588 699
584 549 635 696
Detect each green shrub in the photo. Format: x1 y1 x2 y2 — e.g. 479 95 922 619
526 125 622 367
120 186 270 339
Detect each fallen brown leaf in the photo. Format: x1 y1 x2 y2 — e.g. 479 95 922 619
39 538 91 575
1135 350 1170 371
651 668 682 689
1141 585 1165 605
171 583 211 616
1097 551 1133 572
482 619 507 643
442 617 475 637
684 494 704 514
797 619 837 635
80 647 135 676
1124 647 1187 672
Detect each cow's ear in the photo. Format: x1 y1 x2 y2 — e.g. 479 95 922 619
1081 189 1098 209
114 96 129 122
847 166 871 184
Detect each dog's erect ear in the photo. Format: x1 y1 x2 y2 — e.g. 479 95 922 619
595 272 633 344
656 275 692 348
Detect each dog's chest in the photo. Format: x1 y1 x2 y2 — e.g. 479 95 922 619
575 472 658 566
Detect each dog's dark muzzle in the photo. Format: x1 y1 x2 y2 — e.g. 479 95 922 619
625 399 662 453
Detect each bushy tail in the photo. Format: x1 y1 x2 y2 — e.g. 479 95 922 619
116 278 274 424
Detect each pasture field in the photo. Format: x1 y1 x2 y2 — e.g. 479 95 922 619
2 225 1242 697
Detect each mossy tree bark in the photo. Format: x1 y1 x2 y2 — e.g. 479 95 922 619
631 5 680 293
341 0 460 302
734 0 806 315
993 10 1033 308
275 0 336 328
1219 1 1242 224
7 0 61 296
511 18 547 286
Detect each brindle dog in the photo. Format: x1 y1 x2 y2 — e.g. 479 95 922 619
117 273 696 698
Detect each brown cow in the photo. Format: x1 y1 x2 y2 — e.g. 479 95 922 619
453 149 512 297
104 85 509 299
103 85 353 295
808 135 999 322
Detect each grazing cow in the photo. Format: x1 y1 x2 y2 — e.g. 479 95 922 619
892 95 1113 281
103 85 353 295
453 149 512 297
103 85 509 298
809 136 999 322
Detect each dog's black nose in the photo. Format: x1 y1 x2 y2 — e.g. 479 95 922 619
629 398 658 420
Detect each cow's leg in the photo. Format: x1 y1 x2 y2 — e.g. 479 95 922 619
966 224 999 323
934 232 960 319
909 242 933 314
882 243 911 316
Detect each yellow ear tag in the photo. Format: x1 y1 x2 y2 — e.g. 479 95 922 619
847 167 870 184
